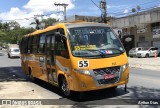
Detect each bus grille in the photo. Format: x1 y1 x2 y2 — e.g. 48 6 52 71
97 78 118 85
93 66 120 85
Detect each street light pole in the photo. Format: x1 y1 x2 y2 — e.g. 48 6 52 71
100 0 107 23
54 3 69 21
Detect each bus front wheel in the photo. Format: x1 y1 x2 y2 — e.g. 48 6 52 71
60 76 72 97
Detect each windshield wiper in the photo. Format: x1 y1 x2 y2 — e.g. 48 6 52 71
85 49 106 55
102 48 124 54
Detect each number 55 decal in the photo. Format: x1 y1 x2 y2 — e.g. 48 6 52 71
78 60 89 68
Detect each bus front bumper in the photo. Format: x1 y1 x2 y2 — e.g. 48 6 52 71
70 67 129 92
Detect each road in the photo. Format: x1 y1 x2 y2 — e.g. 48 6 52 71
0 49 160 108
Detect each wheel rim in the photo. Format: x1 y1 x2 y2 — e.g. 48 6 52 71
146 54 149 58
61 77 70 96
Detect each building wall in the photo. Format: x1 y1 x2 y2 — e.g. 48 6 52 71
67 15 111 25
110 7 160 49
67 15 102 23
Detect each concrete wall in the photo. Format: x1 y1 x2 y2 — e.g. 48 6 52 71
110 7 160 48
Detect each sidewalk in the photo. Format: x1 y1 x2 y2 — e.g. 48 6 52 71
128 57 160 71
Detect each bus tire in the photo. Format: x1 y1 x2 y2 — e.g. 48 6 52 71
59 75 72 97
28 68 35 82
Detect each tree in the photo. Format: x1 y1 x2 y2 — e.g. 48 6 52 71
41 18 57 28
1 21 20 31
0 21 35 44
30 18 41 30
0 22 3 29
137 5 141 12
30 17 57 30
0 30 6 41
2 22 10 31
132 8 136 13
8 21 20 30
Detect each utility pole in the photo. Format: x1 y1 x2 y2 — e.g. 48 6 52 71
100 0 107 23
54 3 68 21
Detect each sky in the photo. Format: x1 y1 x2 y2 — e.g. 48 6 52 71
0 0 159 27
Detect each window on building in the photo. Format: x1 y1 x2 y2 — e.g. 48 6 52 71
139 36 145 42
151 22 160 30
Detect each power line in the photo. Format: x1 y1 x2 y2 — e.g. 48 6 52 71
100 0 107 23
90 0 103 12
0 12 60 23
108 0 160 14
109 5 160 17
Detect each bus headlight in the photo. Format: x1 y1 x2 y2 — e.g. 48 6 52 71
122 63 129 72
74 69 91 76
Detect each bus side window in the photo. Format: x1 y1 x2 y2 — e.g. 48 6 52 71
38 34 46 54
27 37 33 53
32 36 38 53
24 37 28 53
55 36 69 59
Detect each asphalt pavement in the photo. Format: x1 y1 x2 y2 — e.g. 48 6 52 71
0 49 160 108
128 57 160 71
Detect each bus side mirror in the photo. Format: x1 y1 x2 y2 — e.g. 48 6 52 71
55 32 60 36
55 32 66 40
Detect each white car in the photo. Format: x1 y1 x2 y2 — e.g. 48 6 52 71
8 48 20 58
136 47 158 58
129 47 143 57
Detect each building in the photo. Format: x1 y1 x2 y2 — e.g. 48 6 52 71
67 15 102 23
110 7 160 51
66 15 111 25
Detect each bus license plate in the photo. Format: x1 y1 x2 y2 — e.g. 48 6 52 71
104 74 115 79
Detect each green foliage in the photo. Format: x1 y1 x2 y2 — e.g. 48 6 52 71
0 21 35 44
132 8 136 13
41 18 57 28
137 5 141 11
30 18 41 30
30 18 57 30
1 18 57 44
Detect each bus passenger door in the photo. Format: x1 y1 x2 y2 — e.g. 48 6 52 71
46 35 57 83
55 35 71 82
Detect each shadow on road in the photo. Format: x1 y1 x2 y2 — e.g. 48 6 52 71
0 66 28 82
129 86 160 99
33 78 160 107
33 79 64 97
0 66 159 107
34 78 130 101
71 86 160 107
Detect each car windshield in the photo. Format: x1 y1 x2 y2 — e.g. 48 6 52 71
68 26 125 57
131 48 136 51
13 49 20 52
142 47 149 51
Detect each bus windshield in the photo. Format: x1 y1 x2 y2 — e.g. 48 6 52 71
68 26 125 57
